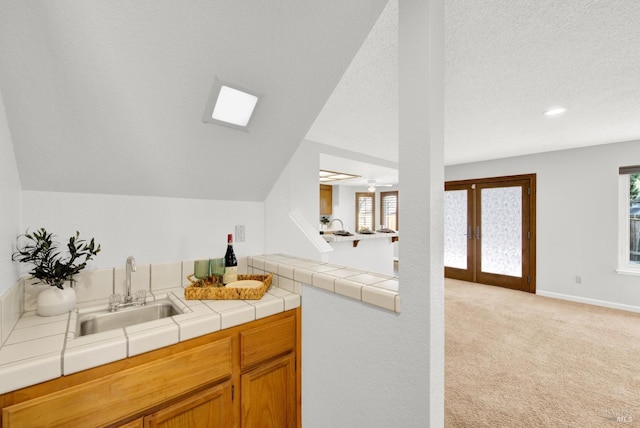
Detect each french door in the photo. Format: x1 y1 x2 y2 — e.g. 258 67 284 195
444 174 536 292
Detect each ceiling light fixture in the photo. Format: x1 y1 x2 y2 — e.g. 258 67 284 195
319 170 360 182
367 179 392 192
203 78 260 130
544 107 567 117
212 85 258 127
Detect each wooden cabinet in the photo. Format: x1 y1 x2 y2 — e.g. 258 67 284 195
117 418 143 428
320 184 333 215
239 315 297 427
241 354 296 428
1 308 300 428
144 382 232 428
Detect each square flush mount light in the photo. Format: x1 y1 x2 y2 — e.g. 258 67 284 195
212 86 258 126
203 79 259 130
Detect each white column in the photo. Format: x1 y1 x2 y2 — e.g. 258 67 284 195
399 0 445 425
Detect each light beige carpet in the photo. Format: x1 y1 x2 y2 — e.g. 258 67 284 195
445 279 640 427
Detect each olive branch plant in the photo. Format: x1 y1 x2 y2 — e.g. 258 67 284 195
12 228 101 289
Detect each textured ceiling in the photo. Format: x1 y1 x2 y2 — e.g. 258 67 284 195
310 0 640 177
0 1 387 201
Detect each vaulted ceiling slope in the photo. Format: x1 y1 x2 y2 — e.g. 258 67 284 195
0 1 387 201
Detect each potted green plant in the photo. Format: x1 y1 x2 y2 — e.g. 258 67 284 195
320 216 330 229
12 228 101 316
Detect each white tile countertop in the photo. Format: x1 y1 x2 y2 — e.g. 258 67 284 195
249 254 399 312
0 253 398 395
0 282 300 395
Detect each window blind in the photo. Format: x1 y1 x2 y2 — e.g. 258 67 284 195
356 192 375 231
380 191 398 230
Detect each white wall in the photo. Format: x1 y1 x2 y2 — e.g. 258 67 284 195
264 140 329 260
275 2 444 426
446 139 640 310
0 92 21 295
21 191 264 274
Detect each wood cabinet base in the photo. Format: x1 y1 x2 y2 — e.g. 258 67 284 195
1 308 301 428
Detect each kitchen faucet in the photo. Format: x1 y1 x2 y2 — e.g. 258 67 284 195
329 218 344 230
108 256 145 312
125 256 136 303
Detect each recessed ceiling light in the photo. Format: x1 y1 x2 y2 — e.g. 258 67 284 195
211 85 258 127
544 107 567 117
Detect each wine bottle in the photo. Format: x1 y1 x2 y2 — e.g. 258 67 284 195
223 233 238 284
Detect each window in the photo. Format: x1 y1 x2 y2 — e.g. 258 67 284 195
618 166 640 275
380 191 399 230
356 192 375 232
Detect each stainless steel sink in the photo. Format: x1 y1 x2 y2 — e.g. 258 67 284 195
76 299 183 337
333 230 353 236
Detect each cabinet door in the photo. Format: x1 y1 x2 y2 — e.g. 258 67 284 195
241 353 296 428
144 382 232 428
320 185 332 215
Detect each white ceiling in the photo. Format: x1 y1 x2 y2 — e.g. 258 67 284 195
310 0 640 185
0 1 387 201
3 1 640 198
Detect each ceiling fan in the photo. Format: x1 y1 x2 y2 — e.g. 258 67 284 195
367 179 392 192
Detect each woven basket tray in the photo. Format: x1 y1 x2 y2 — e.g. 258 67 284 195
184 273 273 300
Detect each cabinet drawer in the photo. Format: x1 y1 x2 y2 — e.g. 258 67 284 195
240 315 296 368
2 338 232 428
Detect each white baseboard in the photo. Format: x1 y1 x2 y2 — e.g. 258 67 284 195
536 290 640 314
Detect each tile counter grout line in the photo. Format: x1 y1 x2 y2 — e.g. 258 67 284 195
124 328 129 356
60 311 72 374
171 316 182 343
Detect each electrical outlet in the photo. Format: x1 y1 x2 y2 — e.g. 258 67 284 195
575 275 583 285
235 225 245 242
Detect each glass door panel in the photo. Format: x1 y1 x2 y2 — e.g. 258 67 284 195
480 186 522 277
444 189 469 269
444 183 474 282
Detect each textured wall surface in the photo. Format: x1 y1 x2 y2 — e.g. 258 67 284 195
21 191 264 273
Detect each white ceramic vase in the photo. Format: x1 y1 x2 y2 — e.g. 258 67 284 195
37 283 77 316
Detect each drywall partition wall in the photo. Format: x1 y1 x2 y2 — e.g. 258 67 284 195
21 191 265 273
264 140 328 260
295 2 445 426
446 139 640 311
0 93 21 295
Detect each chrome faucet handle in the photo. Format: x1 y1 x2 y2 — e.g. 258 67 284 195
135 289 147 304
109 294 122 311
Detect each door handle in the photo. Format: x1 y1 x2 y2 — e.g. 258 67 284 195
467 226 473 240
476 226 481 240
